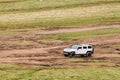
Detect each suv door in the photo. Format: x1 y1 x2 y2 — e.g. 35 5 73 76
82 46 88 54
76 47 82 54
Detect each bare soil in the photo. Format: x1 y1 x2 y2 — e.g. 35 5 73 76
0 25 120 68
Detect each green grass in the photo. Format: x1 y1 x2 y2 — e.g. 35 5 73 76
0 0 120 30
0 28 41 35
0 0 119 13
32 68 120 80
0 64 120 80
0 64 20 70
0 7 120 30
0 30 18 35
114 43 120 48
40 28 120 41
0 0 27 3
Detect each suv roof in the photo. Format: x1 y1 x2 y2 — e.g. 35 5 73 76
72 44 92 46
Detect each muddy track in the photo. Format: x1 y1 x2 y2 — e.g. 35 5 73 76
0 24 120 67
27 24 120 35
0 34 120 67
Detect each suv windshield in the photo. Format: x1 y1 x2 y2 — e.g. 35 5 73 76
71 45 78 49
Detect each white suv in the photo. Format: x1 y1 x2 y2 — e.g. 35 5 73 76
63 44 94 57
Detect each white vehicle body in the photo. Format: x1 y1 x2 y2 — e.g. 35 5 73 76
63 44 94 57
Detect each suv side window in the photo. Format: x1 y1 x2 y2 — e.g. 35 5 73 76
88 46 92 49
83 46 87 49
78 47 82 50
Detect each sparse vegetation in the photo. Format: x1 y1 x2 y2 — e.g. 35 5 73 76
114 43 120 48
0 0 119 13
40 28 120 41
0 64 120 80
0 0 120 80
0 0 120 30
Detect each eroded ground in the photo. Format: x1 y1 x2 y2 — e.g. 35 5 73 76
0 25 120 68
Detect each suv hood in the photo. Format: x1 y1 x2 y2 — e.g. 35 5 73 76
64 48 76 52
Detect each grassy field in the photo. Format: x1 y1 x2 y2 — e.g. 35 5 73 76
0 0 119 13
0 0 120 80
0 64 120 80
114 43 120 48
0 0 120 30
40 28 120 41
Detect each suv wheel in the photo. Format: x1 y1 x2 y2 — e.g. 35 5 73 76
69 52 75 58
64 54 69 57
86 52 92 57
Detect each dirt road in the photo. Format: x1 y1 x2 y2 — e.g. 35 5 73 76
28 24 120 35
0 24 120 67
0 34 120 67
